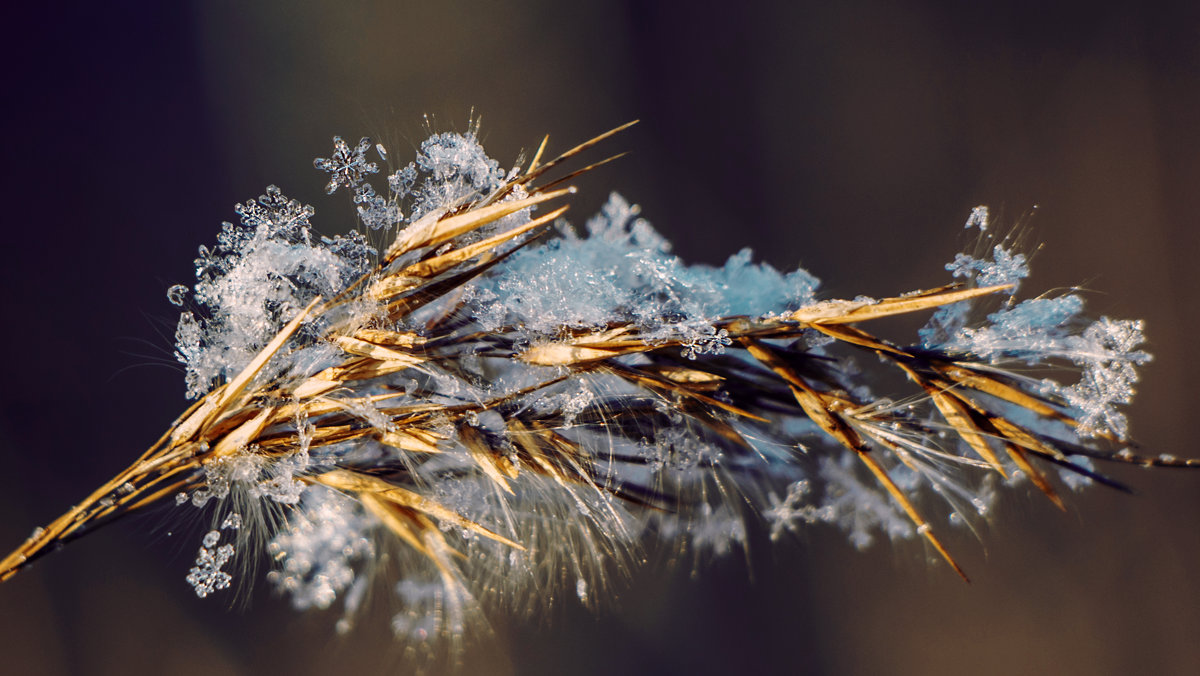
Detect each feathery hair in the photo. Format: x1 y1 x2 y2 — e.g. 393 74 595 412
0 122 1190 650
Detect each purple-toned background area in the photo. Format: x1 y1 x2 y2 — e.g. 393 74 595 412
1 2 1198 674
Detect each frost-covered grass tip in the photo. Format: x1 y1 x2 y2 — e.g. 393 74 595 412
1 121 1194 652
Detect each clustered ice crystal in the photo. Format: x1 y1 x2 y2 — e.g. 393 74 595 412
168 129 1150 643
174 185 373 399
186 529 234 598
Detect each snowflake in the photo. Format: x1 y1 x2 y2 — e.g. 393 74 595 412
964 205 989 231
390 131 504 220
186 529 235 598
353 181 402 230
1063 317 1150 439
947 244 1028 290
235 185 315 236
314 136 378 195
765 480 831 541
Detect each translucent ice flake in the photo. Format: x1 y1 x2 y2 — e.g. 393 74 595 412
353 181 402 230
1059 456 1096 491
234 185 315 237
659 503 748 557
919 299 971 349
196 452 266 506
687 247 819 318
585 192 669 253
947 244 1028 290
187 530 235 598
392 578 461 642
939 295 1084 363
817 456 913 549
765 480 824 541
314 136 378 195
166 284 188 306
964 205 989 231
1062 317 1150 439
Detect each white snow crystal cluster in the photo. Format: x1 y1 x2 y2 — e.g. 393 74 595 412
390 130 505 221
186 529 235 598
473 192 820 343
173 185 373 399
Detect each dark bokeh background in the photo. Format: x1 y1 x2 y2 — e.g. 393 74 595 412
2 2 1199 674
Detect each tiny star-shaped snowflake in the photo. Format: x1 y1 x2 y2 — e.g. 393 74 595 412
314 136 378 195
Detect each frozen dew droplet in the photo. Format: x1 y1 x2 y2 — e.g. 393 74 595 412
576 578 588 603
175 492 188 506
166 284 189 306
221 513 243 531
375 143 388 161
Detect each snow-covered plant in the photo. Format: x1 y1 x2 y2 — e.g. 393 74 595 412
1 122 1193 656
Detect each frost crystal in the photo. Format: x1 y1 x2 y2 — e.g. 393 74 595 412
313 136 378 195
939 295 1084 363
947 244 1028 290
1062 317 1150 439
166 284 188 306
187 530 235 598
174 184 373 399
474 192 818 339
766 480 825 541
391 131 504 221
234 184 315 233
964 205 989 231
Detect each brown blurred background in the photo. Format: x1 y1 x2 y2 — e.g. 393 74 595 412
2 1 1198 674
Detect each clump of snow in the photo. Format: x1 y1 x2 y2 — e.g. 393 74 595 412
946 244 1028 290
390 131 505 221
174 186 374 399
470 192 819 341
1061 317 1150 439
